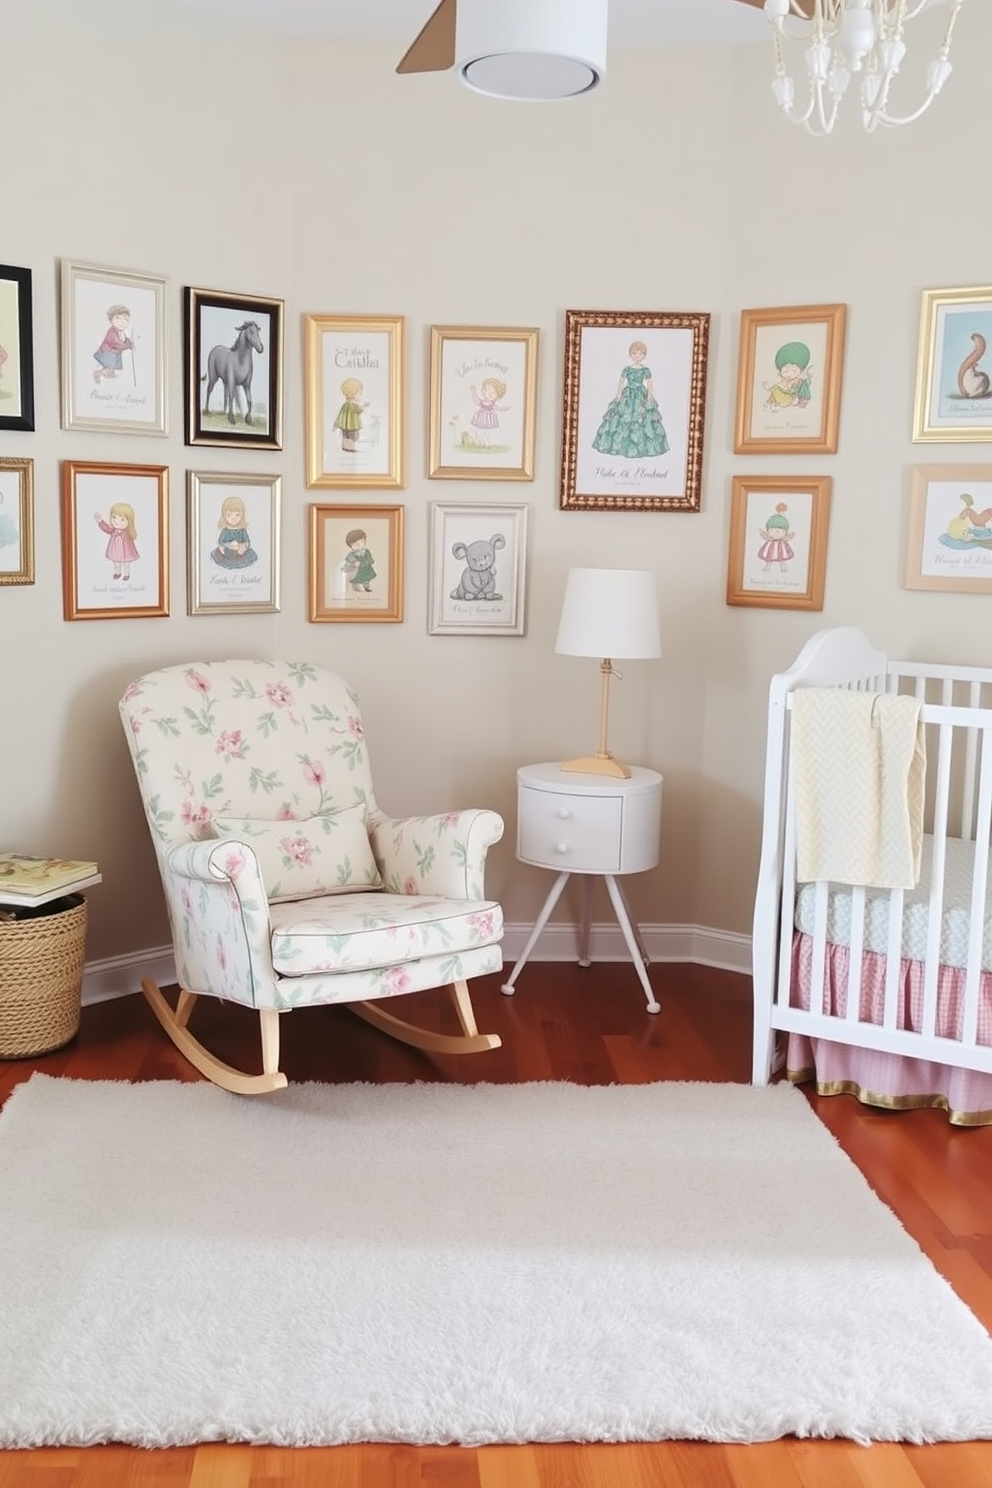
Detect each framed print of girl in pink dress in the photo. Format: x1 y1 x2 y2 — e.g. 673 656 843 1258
61 460 169 620
726 475 832 612
428 326 538 481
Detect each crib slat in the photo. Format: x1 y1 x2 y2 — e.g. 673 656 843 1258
882 886 904 1031
811 880 829 1017
962 730 992 1048
963 680 982 841
778 750 800 1014
846 886 866 1025
921 722 954 1040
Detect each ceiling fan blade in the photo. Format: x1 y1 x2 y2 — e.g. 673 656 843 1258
396 0 458 75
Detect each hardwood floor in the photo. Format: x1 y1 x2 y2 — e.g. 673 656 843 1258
1 960 991 1487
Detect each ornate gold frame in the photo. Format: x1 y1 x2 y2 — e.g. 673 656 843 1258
559 308 710 512
0 456 34 585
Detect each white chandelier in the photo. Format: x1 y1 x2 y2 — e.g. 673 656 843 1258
763 0 965 136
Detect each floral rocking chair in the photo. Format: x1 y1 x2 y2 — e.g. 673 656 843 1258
119 660 504 1094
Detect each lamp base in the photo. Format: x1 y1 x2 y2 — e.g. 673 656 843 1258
560 753 632 780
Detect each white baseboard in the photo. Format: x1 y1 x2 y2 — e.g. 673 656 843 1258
81 924 752 1007
82 945 176 1006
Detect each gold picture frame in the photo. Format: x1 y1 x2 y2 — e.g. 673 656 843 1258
304 314 405 489
61 460 169 620
913 286 992 443
559 308 710 512
308 503 404 622
726 474 831 611
905 464 992 593
187 470 282 615
733 303 846 455
0 456 34 585
428 325 538 480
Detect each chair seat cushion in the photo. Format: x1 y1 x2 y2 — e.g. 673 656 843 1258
269 892 503 976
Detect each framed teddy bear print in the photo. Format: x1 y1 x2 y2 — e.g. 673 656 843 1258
428 501 528 636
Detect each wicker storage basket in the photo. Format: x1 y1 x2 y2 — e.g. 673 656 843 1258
0 894 87 1058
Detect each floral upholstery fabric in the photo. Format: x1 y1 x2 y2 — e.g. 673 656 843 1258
118 660 504 1012
269 893 502 975
212 805 382 901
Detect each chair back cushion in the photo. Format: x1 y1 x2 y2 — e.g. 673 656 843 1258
119 661 380 862
212 806 381 901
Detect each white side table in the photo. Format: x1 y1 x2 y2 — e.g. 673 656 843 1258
501 763 663 1013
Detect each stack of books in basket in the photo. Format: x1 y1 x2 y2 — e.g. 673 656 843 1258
0 854 101 918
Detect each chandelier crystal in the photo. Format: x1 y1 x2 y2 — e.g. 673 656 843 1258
762 0 965 136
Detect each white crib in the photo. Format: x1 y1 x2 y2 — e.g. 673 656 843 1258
752 626 992 1125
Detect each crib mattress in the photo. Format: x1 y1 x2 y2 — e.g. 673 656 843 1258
794 833 992 972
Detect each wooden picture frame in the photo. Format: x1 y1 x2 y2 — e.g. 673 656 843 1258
185 286 283 450
61 460 169 620
60 260 168 436
428 326 538 480
733 303 846 455
559 308 710 512
726 475 831 611
428 501 529 636
905 464 992 593
0 456 34 585
304 314 405 489
308 503 404 622
0 264 35 432
913 286 992 443
187 470 281 615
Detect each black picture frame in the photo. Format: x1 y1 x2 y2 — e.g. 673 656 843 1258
184 286 283 450
0 264 35 432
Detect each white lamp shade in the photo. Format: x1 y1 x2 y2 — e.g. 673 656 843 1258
457 0 608 101
555 568 661 660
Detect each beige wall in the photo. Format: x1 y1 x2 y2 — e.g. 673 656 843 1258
2 0 990 970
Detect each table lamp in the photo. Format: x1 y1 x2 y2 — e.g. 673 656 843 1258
554 567 661 779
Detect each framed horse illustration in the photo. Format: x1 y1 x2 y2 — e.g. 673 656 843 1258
184 286 284 450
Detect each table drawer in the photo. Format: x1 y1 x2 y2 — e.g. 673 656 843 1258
517 787 623 873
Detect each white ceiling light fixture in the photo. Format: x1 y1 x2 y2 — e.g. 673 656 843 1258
397 0 609 101
759 0 966 135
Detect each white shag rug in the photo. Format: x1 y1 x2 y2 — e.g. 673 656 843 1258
1 1073 992 1450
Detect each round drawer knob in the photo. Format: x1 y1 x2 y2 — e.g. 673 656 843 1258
555 843 571 855
557 809 573 820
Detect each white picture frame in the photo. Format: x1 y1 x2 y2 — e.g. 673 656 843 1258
60 260 168 436
428 502 528 636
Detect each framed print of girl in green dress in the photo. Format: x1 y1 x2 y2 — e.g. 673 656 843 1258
559 309 710 512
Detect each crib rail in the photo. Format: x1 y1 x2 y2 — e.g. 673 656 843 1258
752 628 992 1087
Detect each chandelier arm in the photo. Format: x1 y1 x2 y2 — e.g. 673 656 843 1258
766 0 965 137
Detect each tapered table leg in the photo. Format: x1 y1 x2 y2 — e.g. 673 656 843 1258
501 870 572 995
604 874 660 1014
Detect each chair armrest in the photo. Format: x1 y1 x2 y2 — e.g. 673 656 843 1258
369 809 503 900
162 839 282 1009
